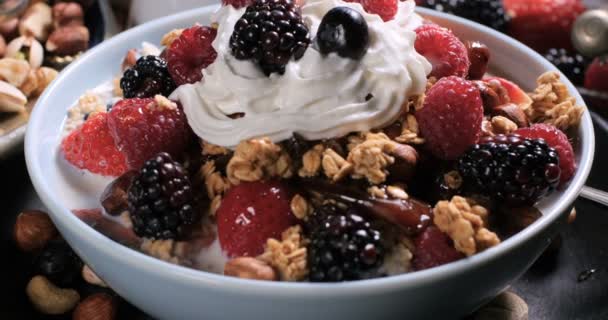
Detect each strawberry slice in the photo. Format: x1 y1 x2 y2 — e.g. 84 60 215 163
61 112 129 177
107 97 192 171
217 180 299 257
484 76 532 107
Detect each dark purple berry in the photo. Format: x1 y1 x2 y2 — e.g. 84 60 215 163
120 55 176 98
544 48 590 86
316 7 369 60
419 0 510 32
35 239 83 287
128 152 199 239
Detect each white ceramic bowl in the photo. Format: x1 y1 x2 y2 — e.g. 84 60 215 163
25 5 594 320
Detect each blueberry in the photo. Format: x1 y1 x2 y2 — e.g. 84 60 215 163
316 7 369 60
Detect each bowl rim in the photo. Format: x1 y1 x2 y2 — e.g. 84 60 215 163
25 5 595 296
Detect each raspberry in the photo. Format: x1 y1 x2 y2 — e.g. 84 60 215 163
166 25 217 86
516 124 576 186
107 98 191 171
412 226 463 271
417 76 483 160
503 0 586 52
584 57 608 93
128 153 198 239
221 0 253 8
307 204 384 282
216 180 299 257
458 134 561 206
61 112 128 176
361 0 397 22
414 24 470 79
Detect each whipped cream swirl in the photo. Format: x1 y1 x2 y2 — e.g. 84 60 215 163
171 0 431 147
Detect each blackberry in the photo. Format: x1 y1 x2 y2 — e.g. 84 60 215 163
458 134 561 206
120 55 177 98
281 133 311 171
307 204 384 282
419 0 510 32
229 0 310 76
128 152 199 239
544 48 589 86
35 239 83 287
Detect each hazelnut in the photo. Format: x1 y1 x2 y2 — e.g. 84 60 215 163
46 25 89 56
493 103 530 128
224 257 278 281
0 18 19 41
19 2 53 41
53 2 84 28
14 210 57 252
72 293 117 320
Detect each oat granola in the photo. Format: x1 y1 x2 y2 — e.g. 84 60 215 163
259 225 309 281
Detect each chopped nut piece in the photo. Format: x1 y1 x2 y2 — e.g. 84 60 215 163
290 194 311 220
490 116 518 134
161 29 184 47
151 94 177 110
322 148 353 182
396 114 425 144
368 185 388 198
386 185 409 200
433 196 500 256
525 71 584 130
298 144 324 177
224 257 277 281
227 138 293 184
112 76 123 97
202 140 230 156
259 225 308 281
444 171 463 190
347 132 396 184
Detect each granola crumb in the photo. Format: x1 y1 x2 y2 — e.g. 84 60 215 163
298 144 324 177
347 132 396 184
290 194 312 220
210 195 222 217
140 238 181 265
322 148 353 182
161 28 184 47
151 94 177 111
386 185 409 200
201 140 230 156
433 196 500 256
227 138 293 184
368 185 388 199
444 171 463 190
490 116 518 134
259 225 309 281
525 71 584 130
396 114 425 145
378 235 414 276
65 91 107 132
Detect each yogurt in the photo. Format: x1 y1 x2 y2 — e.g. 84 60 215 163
172 0 431 147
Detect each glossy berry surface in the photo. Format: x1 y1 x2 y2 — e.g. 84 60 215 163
418 0 510 32
107 98 191 170
412 226 463 271
516 124 577 186
166 25 217 85
584 57 608 93
417 76 483 160
217 180 298 257
35 239 84 287
414 24 470 79
120 55 176 99
229 0 310 76
307 204 384 282
61 112 129 177
458 134 561 206
128 153 198 239
316 7 369 60
544 48 589 86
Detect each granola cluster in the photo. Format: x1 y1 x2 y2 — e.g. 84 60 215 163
64 91 106 132
433 196 500 256
227 138 293 184
525 72 584 131
259 225 309 281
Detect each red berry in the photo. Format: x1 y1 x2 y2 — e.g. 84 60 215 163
503 0 585 53
107 98 191 171
414 24 470 79
417 76 483 160
166 25 217 86
412 226 464 271
516 124 576 186
217 180 299 258
61 113 128 177
221 0 253 8
361 0 398 22
484 76 532 107
584 57 608 93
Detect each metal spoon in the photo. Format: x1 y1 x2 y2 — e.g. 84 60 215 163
580 186 608 207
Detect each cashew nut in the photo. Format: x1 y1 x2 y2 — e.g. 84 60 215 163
82 265 108 288
26 276 80 315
